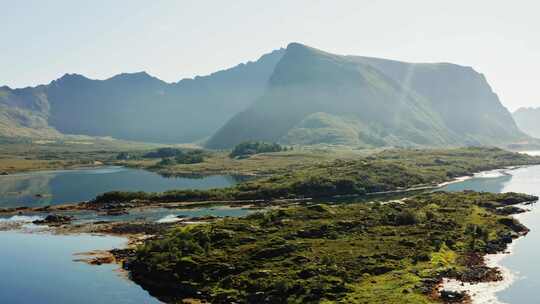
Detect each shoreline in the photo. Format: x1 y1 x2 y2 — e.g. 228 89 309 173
439 209 530 304
441 242 516 304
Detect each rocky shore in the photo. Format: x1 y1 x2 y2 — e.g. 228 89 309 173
438 204 533 303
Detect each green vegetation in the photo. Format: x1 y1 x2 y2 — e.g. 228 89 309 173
94 147 540 205
174 150 205 164
129 191 536 303
230 141 286 158
282 112 387 147
142 148 207 165
118 146 362 178
0 138 158 174
144 148 184 159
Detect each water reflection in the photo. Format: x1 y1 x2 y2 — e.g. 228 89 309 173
0 167 240 208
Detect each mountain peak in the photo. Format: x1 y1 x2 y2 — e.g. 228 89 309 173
286 42 308 49
284 42 324 56
108 71 157 82
50 73 90 86
58 73 88 81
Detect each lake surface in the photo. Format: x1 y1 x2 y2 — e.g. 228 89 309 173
0 230 161 304
441 164 540 303
0 204 256 304
0 166 239 208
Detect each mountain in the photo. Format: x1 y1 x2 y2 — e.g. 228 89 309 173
0 49 284 142
513 107 540 138
206 43 526 148
0 86 62 138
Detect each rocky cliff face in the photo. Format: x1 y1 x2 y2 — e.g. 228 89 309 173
206 43 526 148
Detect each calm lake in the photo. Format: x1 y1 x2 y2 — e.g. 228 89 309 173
0 166 239 208
0 165 252 304
442 164 540 303
0 230 162 304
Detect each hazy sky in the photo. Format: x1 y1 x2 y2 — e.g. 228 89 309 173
2 0 539 110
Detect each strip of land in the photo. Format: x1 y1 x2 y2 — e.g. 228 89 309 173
91 147 540 206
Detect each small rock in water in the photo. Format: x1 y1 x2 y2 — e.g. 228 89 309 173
440 289 466 302
33 214 73 225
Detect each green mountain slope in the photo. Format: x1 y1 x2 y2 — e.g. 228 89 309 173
352 56 524 144
206 43 526 148
513 107 540 138
0 49 284 142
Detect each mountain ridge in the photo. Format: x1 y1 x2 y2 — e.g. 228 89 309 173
0 48 285 142
206 43 526 148
1 43 526 147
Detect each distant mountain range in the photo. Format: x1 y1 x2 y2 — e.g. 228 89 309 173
513 107 540 138
207 43 526 148
0 49 284 143
0 43 528 148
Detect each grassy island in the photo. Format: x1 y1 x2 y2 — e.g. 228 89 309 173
94 147 540 205
127 191 536 303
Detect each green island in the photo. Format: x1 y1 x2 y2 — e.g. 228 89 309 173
127 191 536 303
94 147 540 205
75 146 539 303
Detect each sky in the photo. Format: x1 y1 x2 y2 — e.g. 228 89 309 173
1 0 539 111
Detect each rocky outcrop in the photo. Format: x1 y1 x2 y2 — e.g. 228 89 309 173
33 214 72 225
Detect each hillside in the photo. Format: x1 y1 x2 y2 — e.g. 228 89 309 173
0 49 284 143
207 43 526 148
513 107 540 138
0 87 62 138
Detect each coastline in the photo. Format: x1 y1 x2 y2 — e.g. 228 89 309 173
441 243 516 304
440 210 529 304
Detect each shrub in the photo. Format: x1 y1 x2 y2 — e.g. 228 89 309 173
144 147 182 158
230 141 285 158
395 210 419 225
